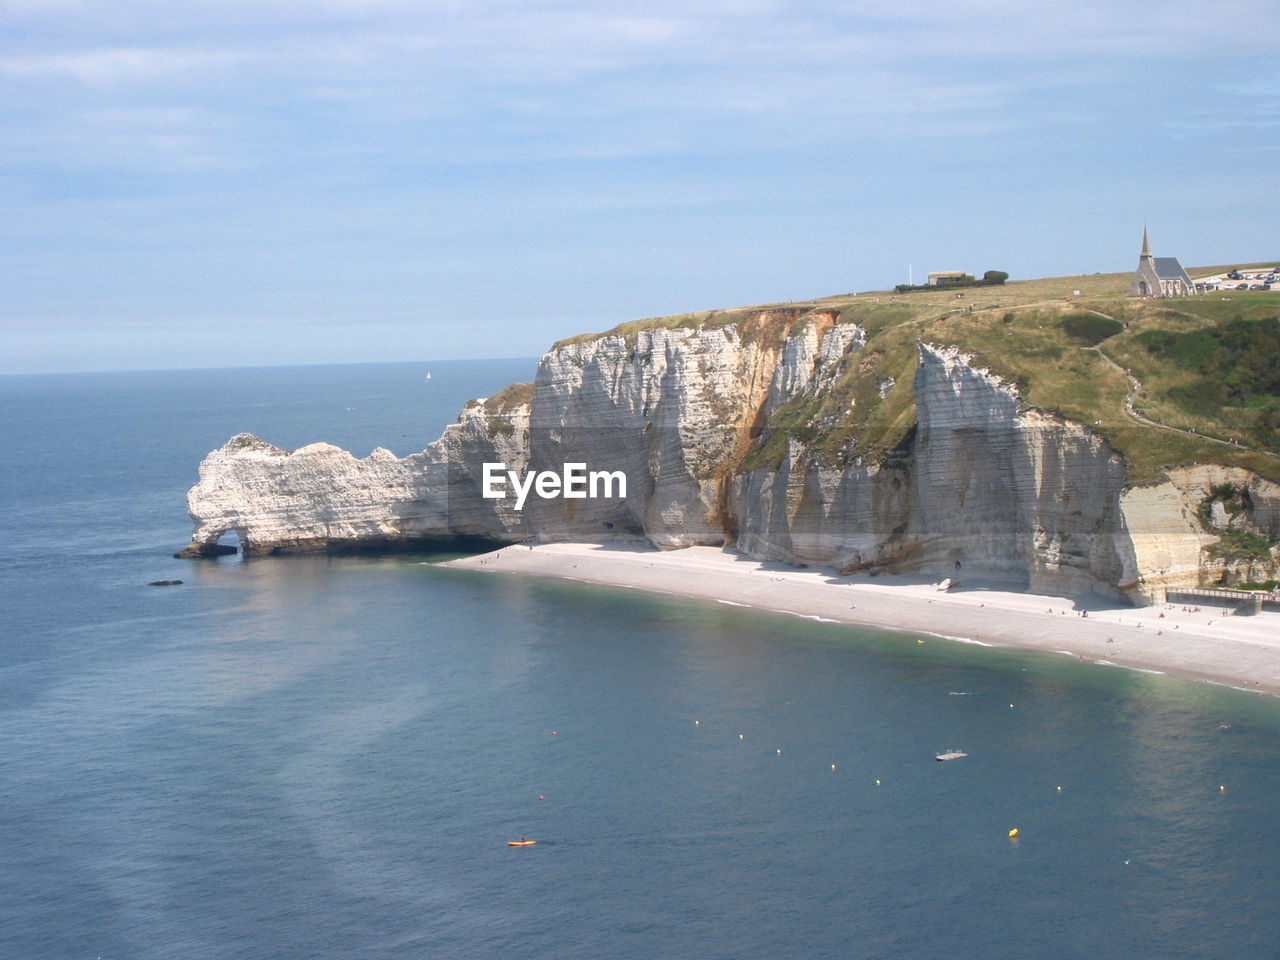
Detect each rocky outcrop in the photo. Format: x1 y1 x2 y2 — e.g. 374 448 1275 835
730 343 1280 602
1118 466 1280 595
179 313 1280 603
180 311 831 556
732 343 1135 593
176 399 534 556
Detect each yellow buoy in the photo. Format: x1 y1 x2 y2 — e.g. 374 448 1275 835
1008 827 1019 838
777 748 782 755
875 779 881 786
1057 785 1062 792
831 764 836 771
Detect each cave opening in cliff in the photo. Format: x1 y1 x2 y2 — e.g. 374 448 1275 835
209 529 243 557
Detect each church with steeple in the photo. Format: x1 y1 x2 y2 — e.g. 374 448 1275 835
1130 228 1195 297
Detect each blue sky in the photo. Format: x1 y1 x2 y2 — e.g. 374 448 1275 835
2 0 1277 373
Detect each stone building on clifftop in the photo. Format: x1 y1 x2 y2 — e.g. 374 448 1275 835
1130 227 1195 297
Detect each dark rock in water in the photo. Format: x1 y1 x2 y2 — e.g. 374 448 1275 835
149 579 184 586
174 542 238 559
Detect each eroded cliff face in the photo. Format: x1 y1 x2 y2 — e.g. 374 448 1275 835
729 344 1280 602
1116 466 1280 598
177 399 534 555
180 314 1279 603
181 310 836 555
733 344 1134 592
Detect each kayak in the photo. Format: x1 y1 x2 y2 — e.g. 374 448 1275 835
508 840 537 847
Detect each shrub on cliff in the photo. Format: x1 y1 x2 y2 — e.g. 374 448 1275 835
1060 312 1124 346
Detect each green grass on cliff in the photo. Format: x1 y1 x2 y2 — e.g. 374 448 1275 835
572 267 1280 484
481 381 535 415
553 305 812 354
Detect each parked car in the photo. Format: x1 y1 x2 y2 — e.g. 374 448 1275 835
1236 283 1250 289
1250 283 1267 290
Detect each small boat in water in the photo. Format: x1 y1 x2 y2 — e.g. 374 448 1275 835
936 750 967 762
508 839 536 846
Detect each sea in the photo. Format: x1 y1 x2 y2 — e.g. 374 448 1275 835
3 360 1280 960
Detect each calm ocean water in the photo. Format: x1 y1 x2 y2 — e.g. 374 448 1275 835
3 361 1280 960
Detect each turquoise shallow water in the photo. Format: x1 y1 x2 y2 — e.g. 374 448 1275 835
2 362 1279 959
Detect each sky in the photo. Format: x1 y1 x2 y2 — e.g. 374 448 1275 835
2 0 1277 374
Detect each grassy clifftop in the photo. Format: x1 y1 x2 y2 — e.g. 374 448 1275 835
561 266 1280 484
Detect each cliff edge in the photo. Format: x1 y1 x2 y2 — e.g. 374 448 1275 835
179 276 1280 603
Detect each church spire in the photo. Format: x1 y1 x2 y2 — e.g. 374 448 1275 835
1140 226 1152 258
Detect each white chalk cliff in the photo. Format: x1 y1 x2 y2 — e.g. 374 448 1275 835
180 311 1280 603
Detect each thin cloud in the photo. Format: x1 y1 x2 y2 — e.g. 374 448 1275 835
7 1 1275 86
0 45 243 86
2 0 1277 374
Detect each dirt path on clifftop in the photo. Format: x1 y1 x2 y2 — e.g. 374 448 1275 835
1079 308 1277 461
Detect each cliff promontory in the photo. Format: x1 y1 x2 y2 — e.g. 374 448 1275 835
179 271 1280 603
